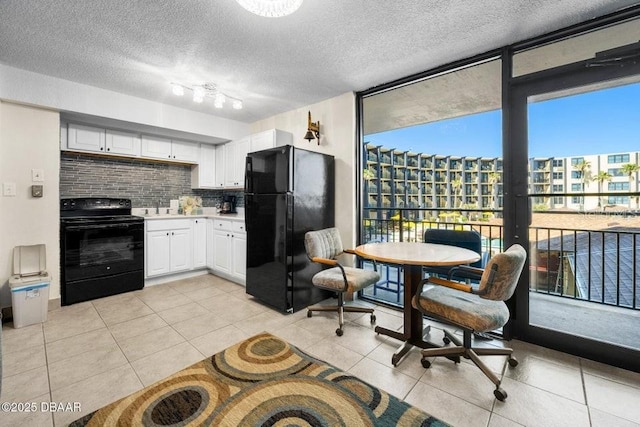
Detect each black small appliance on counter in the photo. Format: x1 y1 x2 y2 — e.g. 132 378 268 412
220 195 237 214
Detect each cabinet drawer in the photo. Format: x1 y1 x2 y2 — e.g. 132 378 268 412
213 219 232 231
232 221 246 234
146 219 192 231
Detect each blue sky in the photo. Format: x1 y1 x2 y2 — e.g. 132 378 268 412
365 82 640 159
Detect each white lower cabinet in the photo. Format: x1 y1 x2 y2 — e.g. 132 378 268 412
211 219 246 284
213 229 231 274
146 217 245 283
231 232 246 281
145 219 193 278
192 219 207 269
206 219 214 269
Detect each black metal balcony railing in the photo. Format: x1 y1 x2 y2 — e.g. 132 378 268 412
362 207 640 311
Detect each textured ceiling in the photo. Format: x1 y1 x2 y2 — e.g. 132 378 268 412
0 0 638 124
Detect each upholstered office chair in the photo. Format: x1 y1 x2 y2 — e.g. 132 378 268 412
423 229 487 281
412 244 526 401
304 228 380 336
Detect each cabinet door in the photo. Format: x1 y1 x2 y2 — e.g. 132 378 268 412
192 144 216 189
193 219 207 268
234 137 250 187
231 233 246 282
206 219 214 269
172 140 199 163
105 130 140 156
224 142 237 187
146 231 171 277
250 130 274 153
170 228 192 272
213 230 231 273
141 136 172 160
215 144 226 188
224 137 250 187
67 124 105 153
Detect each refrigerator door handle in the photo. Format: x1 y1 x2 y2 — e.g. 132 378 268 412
245 156 253 193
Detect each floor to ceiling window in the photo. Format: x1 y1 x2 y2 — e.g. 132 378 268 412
357 9 640 372
359 57 504 307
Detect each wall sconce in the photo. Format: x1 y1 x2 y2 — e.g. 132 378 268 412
303 111 320 145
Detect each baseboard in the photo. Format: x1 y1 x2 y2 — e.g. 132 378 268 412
144 269 209 287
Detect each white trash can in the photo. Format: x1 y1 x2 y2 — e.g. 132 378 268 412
9 244 50 328
9 275 50 328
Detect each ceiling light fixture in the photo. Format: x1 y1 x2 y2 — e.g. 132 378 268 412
235 0 303 17
170 82 242 109
304 111 320 145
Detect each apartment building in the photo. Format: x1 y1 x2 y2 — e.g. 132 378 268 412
365 142 640 213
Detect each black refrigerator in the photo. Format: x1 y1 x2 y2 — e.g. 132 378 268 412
245 145 334 312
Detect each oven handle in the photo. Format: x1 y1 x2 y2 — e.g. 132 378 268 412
64 223 143 231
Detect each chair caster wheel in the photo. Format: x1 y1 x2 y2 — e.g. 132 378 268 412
443 336 451 345
494 388 508 401
445 355 460 364
370 314 376 324
336 328 343 336
421 358 431 369
508 357 518 367
307 311 312 318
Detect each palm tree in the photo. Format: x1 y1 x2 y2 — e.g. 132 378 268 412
450 176 463 209
621 163 640 209
573 160 591 211
488 172 501 211
594 171 612 210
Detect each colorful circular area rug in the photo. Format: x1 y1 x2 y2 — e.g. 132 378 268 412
70 332 448 426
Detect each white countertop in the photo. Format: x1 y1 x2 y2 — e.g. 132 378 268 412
141 213 244 220
134 206 244 220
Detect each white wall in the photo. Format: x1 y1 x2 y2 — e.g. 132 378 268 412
251 92 358 250
0 101 60 307
0 64 249 141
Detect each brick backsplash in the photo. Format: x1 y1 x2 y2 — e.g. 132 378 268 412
60 153 244 207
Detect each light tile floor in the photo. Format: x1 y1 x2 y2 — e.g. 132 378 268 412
2 273 640 427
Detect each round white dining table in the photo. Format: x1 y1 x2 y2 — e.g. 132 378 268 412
354 242 480 366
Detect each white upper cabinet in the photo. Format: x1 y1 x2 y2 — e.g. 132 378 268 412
171 140 199 163
105 129 140 156
141 136 198 162
141 135 172 160
224 136 249 188
191 144 216 189
214 144 226 188
67 123 106 153
250 129 293 153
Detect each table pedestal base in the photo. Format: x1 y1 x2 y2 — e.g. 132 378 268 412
375 324 435 366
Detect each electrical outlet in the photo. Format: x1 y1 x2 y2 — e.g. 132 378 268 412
3 182 17 197
32 169 44 182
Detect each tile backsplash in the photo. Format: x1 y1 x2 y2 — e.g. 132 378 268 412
60 153 243 207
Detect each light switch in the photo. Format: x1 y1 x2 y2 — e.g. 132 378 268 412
3 182 17 197
32 169 44 182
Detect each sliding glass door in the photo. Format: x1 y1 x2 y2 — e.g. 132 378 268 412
509 47 640 372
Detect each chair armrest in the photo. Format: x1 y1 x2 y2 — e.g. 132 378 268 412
311 257 349 292
344 248 378 272
447 265 484 280
311 257 338 267
427 277 474 293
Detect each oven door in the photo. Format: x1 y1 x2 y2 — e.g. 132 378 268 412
62 221 144 282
